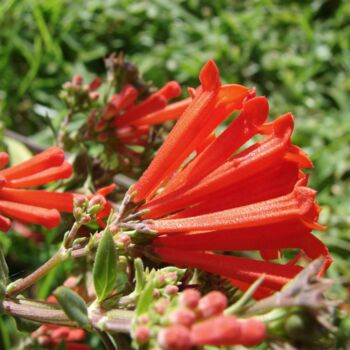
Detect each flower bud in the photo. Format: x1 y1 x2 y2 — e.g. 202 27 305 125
138 314 150 325
135 325 151 344
237 318 267 347
118 233 131 247
81 214 92 224
164 285 179 296
158 325 192 350
72 75 83 86
154 298 170 314
179 289 201 309
74 196 87 208
169 308 196 327
197 291 227 319
88 195 106 214
191 315 241 346
89 91 100 101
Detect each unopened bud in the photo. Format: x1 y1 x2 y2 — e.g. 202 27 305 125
74 196 87 208
164 272 177 284
88 195 105 214
158 325 191 350
197 291 227 319
191 315 241 346
73 207 83 220
154 298 170 314
109 224 119 234
117 234 131 247
153 288 161 298
89 91 100 100
237 318 267 347
179 289 201 309
138 314 150 325
72 75 83 86
135 325 151 344
169 308 196 327
81 214 92 224
164 285 179 296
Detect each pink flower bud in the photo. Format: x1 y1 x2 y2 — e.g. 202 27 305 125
89 91 100 100
164 272 177 284
138 314 150 325
179 289 201 309
118 233 131 246
191 315 241 346
197 291 228 318
156 274 166 287
153 288 161 298
164 285 179 296
74 195 87 208
72 75 83 86
81 214 92 224
154 298 170 314
169 308 196 327
89 195 105 207
135 325 151 344
158 325 192 350
109 224 119 234
236 318 267 347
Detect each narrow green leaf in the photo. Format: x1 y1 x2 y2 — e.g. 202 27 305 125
134 258 145 295
0 246 8 285
135 279 155 316
93 228 118 302
54 286 89 327
14 317 40 333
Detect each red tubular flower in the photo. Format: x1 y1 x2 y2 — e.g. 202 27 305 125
129 59 331 298
0 147 75 231
92 80 191 164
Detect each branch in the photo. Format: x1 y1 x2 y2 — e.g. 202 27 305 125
3 298 133 333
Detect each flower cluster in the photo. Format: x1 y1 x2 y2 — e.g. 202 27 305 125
85 79 190 166
0 147 74 231
126 59 331 298
134 289 267 350
0 147 116 233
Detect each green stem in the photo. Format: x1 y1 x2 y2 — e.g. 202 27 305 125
64 221 82 249
3 298 133 333
6 248 67 297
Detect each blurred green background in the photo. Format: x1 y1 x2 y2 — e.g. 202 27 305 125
0 0 350 347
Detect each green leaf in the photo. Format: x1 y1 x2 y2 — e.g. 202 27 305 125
54 286 89 327
14 317 40 333
93 228 118 302
135 279 155 317
0 246 8 286
4 137 32 165
134 258 145 295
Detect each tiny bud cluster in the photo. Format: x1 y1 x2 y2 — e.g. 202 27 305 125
133 288 267 350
